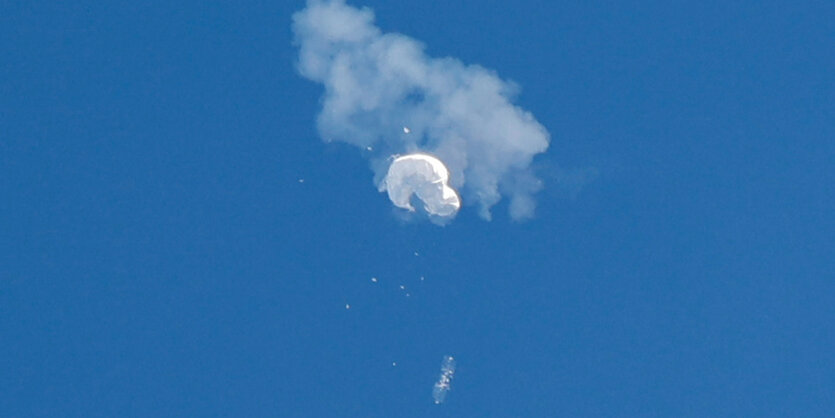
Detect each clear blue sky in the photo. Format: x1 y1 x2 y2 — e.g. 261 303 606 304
2 0 833 416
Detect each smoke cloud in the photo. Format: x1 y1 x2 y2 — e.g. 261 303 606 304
292 0 550 220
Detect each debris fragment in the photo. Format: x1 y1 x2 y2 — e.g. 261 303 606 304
432 356 456 404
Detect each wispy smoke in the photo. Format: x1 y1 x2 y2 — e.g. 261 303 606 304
292 0 550 220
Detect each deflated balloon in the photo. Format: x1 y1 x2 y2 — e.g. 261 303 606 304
380 154 460 217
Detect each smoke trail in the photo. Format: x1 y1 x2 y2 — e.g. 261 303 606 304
292 0 550 220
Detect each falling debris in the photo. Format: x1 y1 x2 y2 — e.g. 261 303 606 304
432 355 456 404
403 126 411 134
392 362 397 367
298 178 305 183
366 146 373 151
420 276 425 281
405 293 411 297
371 277 378 283
399 285 406 290
345 304 351 310
381 153 461 218
414 251 419 256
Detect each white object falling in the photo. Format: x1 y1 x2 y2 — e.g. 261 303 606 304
380 153 460 217
432 355 456 404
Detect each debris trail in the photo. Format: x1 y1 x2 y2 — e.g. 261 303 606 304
432 355 456 404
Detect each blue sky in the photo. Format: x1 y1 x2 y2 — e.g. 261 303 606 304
1 0 833 416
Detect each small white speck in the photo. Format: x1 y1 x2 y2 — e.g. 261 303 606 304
371 277 378 283
345 304 350 309
298 178 304 183
420 276 425 281
406 293 411 297
392 362 397 366
403 126 410 134
366 146 373 151
399 285 406 290
414 251 419 256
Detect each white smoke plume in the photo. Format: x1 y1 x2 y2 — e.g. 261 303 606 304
292 0 550 220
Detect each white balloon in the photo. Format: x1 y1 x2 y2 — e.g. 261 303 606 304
380 153 460 217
